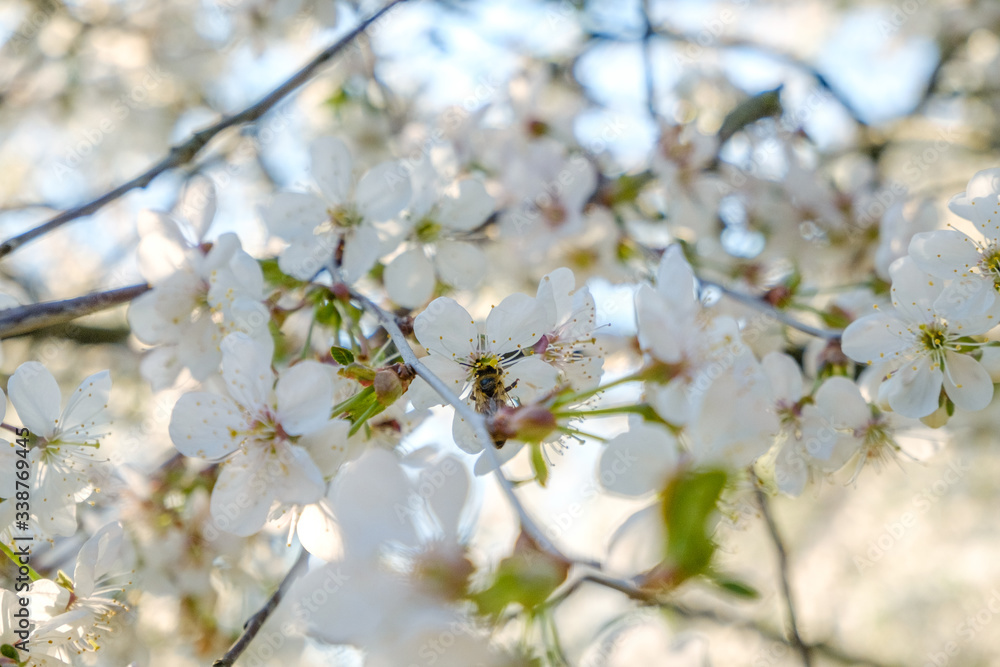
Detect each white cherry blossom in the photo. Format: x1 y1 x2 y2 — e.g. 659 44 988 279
908 168 1000 318
168 332 343 536
259 136 412 283
128 191 269 391
5 363 111 540
409 293 558 469
841 256 995 419
533 267 604 390
384 171 495 308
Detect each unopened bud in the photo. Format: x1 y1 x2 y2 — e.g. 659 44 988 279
331 282 351 302
764 285 792 308
374 369 403 406
920 402 950 429
490 405 557 444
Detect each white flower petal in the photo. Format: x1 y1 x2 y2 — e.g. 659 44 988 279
506 357 559 403
297 500 343 561
943 351 993 412
814 376 870 429
473 441 523 475
177 176 217 242
73 521 123 598
9 362 60 438
220 333 274 415
260 192 329 239
310 136 354 204
414 297 477 361
886 357 943 418
356 162 411 222
599 420 678 497
908 230 980 278
536 267 575 327
279 235 336 281
333 449 418 555
433 240 487 290
437 178 494 231
406 356 468 410
385 247 436 308
297 418 358 477
340 224 381 283
841 313 911 366
59 370 111 442
761 352 803 403
210 448 276 536
169 392 249 459
485 293 550 356
276 361 335 435
656 245 699 319
888 256 939 323
422 456 470 541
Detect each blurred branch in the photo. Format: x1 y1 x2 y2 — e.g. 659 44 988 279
213 548 310 667
0 283 149 339
0 0 410 259
551 571 893 667
698 277 842 340
650 25 868 129
753 474 812 667
640 0 658 121
347 286 580 566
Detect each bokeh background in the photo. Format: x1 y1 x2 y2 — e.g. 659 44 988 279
3 0 1000 665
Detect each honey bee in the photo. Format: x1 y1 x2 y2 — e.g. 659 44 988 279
469 357 519 448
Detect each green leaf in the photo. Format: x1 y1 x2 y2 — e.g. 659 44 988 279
316 299 342 330
661 468 728 582
708 574 760 599
530 442 549 488
259 258 304 289
0 644 19 661
330 346 355 365
470 535 569 618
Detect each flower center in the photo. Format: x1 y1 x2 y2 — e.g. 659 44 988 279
917 322 950 355
415 217 441 243
324 205 363 230
979 244 1000 286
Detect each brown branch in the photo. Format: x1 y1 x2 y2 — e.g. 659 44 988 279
0 0 410 259
0 283 149 339
212 549 310 667
753 474 812 667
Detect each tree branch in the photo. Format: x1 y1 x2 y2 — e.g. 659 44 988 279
753 474 812 667
0 283 149 339
213 548 310 667
0 0 410 259
347 287 576 565
698 277 841 340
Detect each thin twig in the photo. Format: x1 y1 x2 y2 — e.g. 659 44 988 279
698 277 841 340
548 569 891 667
0 283 149 339
640 0 658 121
213 548 310 667
752 474 812 667
0 0 409 259
346 287 575 565
650 25 868 128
